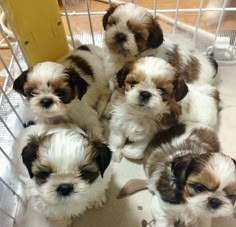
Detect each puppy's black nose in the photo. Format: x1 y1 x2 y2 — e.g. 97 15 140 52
139 91 152 103
40 98 53 108
115 33 127 43
208 197 222 209
57 183 74 196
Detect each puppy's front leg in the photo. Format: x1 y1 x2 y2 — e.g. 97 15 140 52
103 90 121 119
109 127 126 162
122 140 149 160
152 196 174 227
48 217 72 227
72 100 104 138
194 218 212 227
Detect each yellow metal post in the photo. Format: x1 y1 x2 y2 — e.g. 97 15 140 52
2 0 69 66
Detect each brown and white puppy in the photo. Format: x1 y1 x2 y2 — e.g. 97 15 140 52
109 56 188 161
144 123 236 227
14 123 112 227
13 44 109 137
103 3 218 87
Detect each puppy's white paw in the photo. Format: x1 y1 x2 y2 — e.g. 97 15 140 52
112 150 123 162
93 192 107 208
48 217 72 227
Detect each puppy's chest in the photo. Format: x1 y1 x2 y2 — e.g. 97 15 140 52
119 115 158 140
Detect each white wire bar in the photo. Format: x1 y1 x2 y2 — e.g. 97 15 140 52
212 0 228 53
62 0 75 48
173 0 180 33
86 0 95 45
0 53 15 83
193 0 204 44
0 26 23 73
60 7 236 16
0 177 22 200
0 146 14 165
0 115 16 139
231 39 236 60
0 207 15 222
0 85 24 126
153 0 157 17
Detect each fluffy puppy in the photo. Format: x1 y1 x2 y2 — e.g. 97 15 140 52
13 44 109 137
103 3 218 86
109 56 188 161
13 124 112 227
144 122 236 227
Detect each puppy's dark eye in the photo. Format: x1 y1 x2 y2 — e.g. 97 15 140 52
134 32 143 40
55 88 66 98
35 170 52 184
35 171 51 179
227 194 236 204
127 80 138 88
80 166 99 183
30 91 39 97
158 88 167 95
190 183 208 193
108 17 116 26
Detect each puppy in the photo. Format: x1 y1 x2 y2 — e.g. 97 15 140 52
13 44 109 137
109 56 188 161
143 122 236 227
13 123 112 227
103 3 218 86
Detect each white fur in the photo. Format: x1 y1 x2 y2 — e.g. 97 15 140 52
19 44 110 137
109 57 174 161
104 3 217 87
14 124 112 227
179 83 219 128
147 150 236 227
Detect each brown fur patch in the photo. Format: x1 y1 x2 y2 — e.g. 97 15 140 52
49 75 68 90
166 45 200 83
126 17 152 53
166 44 182 78
125 72 145 84
186 168 220 193
183 56 200 83
224 182 236 196
66 55 94 78
49 76 76 104
211 89 220 105
102 4 120 30
189 128 220 153
23 81 41 98
143 123 186 173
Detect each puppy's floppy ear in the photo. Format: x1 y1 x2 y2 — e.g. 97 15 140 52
173 79 188 101
13 70 29 96
171 155 194 189
93 142 112 177
147 17 164 48
65 68 89 100
21 137 39 178
102 4 119 30
116 65 130 88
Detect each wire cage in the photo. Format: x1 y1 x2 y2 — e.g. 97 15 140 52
0 0 235 226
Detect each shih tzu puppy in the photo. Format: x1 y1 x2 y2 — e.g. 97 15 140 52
143 122 236 227
109 56 188 161
13 123 112 227
103 3 218 87
13 44 109 137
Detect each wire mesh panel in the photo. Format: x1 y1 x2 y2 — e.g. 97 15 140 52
0 0 235 226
